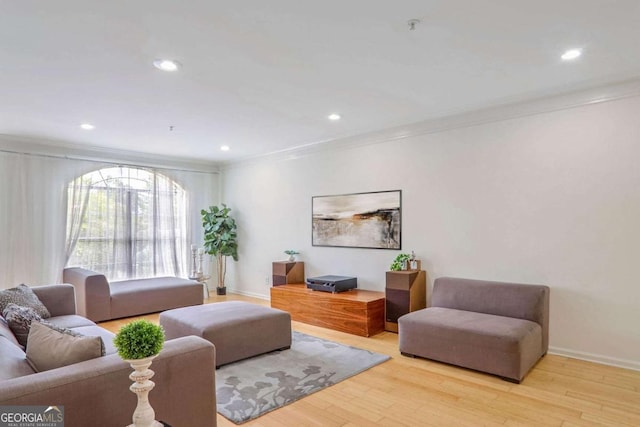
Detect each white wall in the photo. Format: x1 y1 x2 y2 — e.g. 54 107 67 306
221 93 640 369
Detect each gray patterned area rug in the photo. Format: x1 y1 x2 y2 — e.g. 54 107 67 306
215 330 390 424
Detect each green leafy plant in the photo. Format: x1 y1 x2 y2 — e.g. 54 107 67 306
201 204 239 289
113 320 165 360
390 253 410 271
284 249 299 261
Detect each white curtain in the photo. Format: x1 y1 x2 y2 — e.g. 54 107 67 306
65 174 92 263
168 169 220 278
0 152 99 287
0 147 219 289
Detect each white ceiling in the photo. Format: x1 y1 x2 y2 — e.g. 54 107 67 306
2 1 640 164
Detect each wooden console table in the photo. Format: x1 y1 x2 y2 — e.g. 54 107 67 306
270 284 385 337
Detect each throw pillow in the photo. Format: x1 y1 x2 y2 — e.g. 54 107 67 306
40 321 106 357
0 284 51 318
0 314 23 348
2 303 43 347
26 321 104 372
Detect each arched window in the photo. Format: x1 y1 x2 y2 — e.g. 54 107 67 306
65 167 187 280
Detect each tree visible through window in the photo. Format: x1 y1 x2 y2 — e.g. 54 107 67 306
65 167 187 280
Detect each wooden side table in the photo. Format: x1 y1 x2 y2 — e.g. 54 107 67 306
272 261 304 286
385 270 426 332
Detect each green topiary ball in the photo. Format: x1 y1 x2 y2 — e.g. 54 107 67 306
113 320 165 360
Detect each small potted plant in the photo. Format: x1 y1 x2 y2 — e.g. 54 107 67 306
114 319 165 361
284 249 299 262
390 253 410 271
114 320 165 427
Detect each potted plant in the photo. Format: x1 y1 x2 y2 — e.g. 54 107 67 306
113 320 165 427
284 249 299 262
390 253 410 271
114 319 165 361
201 204 239 295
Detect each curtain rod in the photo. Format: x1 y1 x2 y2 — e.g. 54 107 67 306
0 147 220 175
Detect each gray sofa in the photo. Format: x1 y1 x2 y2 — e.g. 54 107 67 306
63 267 204 322
398 277 550 383
0 284 216 427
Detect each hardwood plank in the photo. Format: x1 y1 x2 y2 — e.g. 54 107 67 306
324 398 385 424
290 399 348 426
580 410 639 426
375 417 414 427
510 383 602 414
416 401 507 427
560 421 610 427
567 390 640 416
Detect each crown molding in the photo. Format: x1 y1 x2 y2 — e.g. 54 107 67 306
0 134 220 174
5 77 640 174
222 77 640 171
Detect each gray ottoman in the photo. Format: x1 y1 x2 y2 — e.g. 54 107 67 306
159 301 292 367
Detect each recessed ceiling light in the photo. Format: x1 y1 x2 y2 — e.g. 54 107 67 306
328 113 341 121
561 49 582 61
80 123 95 130
220 145 230 151
153 59 181 72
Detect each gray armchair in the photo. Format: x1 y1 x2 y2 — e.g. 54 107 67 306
398 277 550 382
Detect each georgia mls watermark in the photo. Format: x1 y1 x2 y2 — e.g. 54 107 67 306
0 406 64 427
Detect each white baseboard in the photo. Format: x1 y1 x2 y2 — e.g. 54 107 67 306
548 346 640 371
227 289 270 300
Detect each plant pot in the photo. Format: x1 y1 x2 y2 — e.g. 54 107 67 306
216 286 227 295
125 355 163 427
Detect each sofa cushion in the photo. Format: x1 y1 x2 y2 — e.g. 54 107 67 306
109 277 202 319
2 303 43 347
0 336 35 380
0 314 22 348
399 307 544 381
399 307 542 354
46 314 97 329
0 284 50 318
69 325 116 355
26 321 104 372
431 277 550 352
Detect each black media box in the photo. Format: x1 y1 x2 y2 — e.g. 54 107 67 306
305 275 357 293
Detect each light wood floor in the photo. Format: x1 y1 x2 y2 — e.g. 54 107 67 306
101 293 640 427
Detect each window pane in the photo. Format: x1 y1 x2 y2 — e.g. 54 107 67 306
66 167 187 280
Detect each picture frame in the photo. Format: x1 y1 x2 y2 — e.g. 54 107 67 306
312 190 401 249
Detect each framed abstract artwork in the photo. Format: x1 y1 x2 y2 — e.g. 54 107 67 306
312 190 401 249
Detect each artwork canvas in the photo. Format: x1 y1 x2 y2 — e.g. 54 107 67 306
312 190 401 249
